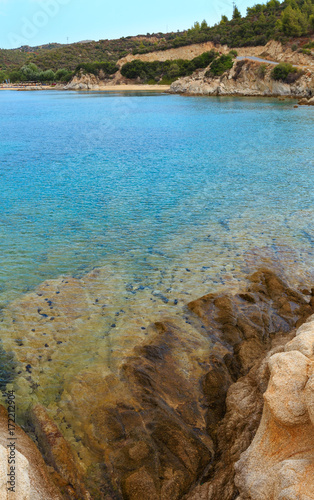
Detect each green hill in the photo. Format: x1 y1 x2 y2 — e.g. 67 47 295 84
0 0 313 83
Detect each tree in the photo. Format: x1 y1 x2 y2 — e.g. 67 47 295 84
0 70 8 82
220 14 228 24
201 19 208 30
20 63 39 81
233 5 242 19
39 69 55 82
280 5 307 37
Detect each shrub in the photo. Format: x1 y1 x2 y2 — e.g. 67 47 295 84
291 43 298 51
55 68 73 81
229 49 238 57
120 51 218 83
208 54 234 76
232 59 246 79
39 69 55 82
303 41 314 49
271 62 302 83
257 63 267 78
75 61 118 77
0 70 8 82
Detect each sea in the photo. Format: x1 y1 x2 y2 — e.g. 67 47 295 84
0 90 314 406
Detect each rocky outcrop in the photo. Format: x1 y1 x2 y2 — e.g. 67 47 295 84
170 59 314 97
185 304 314 500
65 39 313 93
235 317 314 500
36 270 314 498
1 268 314 498
299 95 314 105
28 404 91 499
0 405 62 499
64 71 110 90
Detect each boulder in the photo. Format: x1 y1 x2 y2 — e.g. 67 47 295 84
234 316 314 500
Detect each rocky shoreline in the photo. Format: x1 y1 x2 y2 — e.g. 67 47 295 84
0 266 313 499
169 59 314 99
61 39 314 99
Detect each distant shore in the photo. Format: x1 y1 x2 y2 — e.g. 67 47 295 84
0 84 171 92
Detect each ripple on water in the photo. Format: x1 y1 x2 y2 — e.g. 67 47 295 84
0 92 313 416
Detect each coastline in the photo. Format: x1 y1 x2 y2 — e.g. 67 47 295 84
1 82 313 100
0 84 171 92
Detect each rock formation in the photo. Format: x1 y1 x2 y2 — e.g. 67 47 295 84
65 39 314 95
235 317 314 500
185 298 314 500
0 405 62 499
1 268 314 498
299 96 314 105
170 58 314 97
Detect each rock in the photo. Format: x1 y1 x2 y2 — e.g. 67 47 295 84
0 405 62 499
2 267 313 499
298 96 314 105
28 404 90 499
122 467 159 500
234 317 314 500
170 59 314 98
185 275 314 500
59 319 214 498
55 269 313 498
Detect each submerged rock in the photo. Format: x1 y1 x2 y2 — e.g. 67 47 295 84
1 267 314 498
46 269 314 498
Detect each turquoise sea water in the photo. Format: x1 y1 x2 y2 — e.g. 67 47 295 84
1 90 314 306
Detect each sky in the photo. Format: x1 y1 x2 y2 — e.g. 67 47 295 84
0 0 256 50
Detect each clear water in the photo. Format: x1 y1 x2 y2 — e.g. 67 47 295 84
1 90 314 306
1 90 314 417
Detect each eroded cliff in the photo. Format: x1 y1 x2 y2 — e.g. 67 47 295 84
170 57 314 97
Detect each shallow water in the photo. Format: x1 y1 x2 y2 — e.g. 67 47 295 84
1 91 314 300
1 91 314 408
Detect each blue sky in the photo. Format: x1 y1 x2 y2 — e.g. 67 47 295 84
0 0 255 49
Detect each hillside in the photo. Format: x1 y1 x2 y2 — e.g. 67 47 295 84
0 0 313 83
0 34 180 74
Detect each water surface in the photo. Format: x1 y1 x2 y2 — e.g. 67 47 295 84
1 91 314 408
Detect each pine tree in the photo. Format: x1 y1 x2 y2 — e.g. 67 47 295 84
232 5 242 19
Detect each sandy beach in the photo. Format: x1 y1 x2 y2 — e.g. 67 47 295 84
0 84 171 91
85 84 171 91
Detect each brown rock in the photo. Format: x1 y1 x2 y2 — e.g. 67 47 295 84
122 467 159 500
28 404 90 499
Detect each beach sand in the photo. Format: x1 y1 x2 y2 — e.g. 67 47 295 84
0 84 170 92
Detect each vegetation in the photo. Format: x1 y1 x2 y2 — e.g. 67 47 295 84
1 62 73 83
120 50 218 83
271 61 304 81
303 39 314 47
206 53 235 76
132 0 314 52
0 0 313 84
74 61 118 77
258 63 268 77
